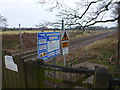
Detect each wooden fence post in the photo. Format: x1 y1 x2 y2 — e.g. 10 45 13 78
24 60 39 88
37 59 45 88
94 67 111 89
3 49 45 88
2 50 26 88
116 3 120 77
24 59 44 88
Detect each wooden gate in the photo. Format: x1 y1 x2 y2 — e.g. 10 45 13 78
2 50 120 89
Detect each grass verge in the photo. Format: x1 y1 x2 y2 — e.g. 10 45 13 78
81 34 117 73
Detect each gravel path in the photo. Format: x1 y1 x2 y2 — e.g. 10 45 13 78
73 62 108 85
74 62 108 70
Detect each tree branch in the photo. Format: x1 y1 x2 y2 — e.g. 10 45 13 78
84 16 119 28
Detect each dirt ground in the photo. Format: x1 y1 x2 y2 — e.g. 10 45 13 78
2 30 109 50
2 33 37 50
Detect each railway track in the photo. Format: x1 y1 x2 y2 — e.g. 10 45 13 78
11 31 116 63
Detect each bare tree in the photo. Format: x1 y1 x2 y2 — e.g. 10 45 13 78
38 0 120 74
38 0 120 30
0 14 8 31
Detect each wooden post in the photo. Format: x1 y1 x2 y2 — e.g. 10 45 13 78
2 50 26 88
24 59 40 88
0 60 1 89
37 59 45 88
116 3 120 76
14 58 44 88
94 67 111 89
13 56 26 88
2 50 45 88
2 50 10 88
19 24 23 49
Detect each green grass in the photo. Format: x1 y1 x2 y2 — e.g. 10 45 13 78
83 35 117 73
56 32 117 71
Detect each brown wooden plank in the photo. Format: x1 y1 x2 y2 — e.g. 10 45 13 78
13 55 26 88
2 50 6 88
37 59 45 88
24 60 39 88
2 50 12 88
2 50 26 88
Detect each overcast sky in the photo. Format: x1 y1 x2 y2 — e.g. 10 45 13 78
0 0 117 28
0 0 57 28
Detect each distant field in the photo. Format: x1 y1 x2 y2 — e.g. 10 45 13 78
0 30 60 35
0 30 112 35
2 30 111 51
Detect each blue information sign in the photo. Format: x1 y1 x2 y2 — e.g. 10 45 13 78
37 32 60 61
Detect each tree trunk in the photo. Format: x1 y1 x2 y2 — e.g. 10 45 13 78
116 3 120 77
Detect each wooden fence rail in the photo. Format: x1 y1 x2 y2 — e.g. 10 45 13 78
2 50 120 89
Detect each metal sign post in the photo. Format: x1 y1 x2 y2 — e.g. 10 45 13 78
62 31 69 66
62 20 66 66
19 24 23 49
63 55 66 66
61 20 69 66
